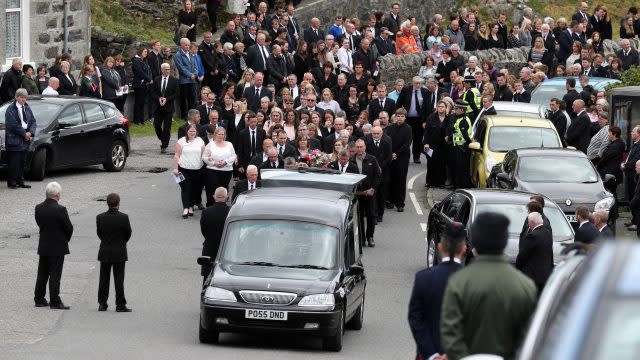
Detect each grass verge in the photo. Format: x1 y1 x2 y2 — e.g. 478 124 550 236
91 0 175 44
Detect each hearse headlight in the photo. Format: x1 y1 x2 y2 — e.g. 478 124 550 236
204 287 237 303
298 294 335 308
595 197 614 211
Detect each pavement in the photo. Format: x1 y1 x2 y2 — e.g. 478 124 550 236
0 137 436 359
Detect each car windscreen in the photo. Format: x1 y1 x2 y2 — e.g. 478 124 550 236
221 220 339 269
518 156 599 183
476 204 574 241
495 110 542 118
531 85 583 107
0 101 62 130
488 126 561 152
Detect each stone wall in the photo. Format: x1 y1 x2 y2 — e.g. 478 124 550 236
30 0 91 69
378 39 640 87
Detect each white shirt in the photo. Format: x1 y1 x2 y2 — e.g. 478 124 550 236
16 103 27 129
203 141 237 171
337 47 353 73
177 137 205 170
41 86 59 96
247 181 257 190
579 220 589 228
440 257 462 263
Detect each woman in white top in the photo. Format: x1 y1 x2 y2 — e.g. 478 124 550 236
317 88 341 114
173 124 205 218
263 107 284 136
202 126 237 205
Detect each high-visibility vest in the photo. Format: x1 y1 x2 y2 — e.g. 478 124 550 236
462 87 481 114
452 115 472 146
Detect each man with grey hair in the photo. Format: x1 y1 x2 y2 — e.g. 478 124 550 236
353 138 381 247
152 62 178 153
594 210 614 238
516 211 554 293
41 77 60 96
232 164 261 201
538 23 555 52
5 88 36 188
177 108 205 142
616 38 640 70
175 37 198 119
34 181 73 309
0 57 23 103
200 186 230 281
397 76 428 163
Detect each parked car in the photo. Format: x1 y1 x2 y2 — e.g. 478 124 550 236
469 115 562 188
530 76 620 109
198 169 367 351
488 148 616 228
518 241 637 359
426 189 574 266
0 96 130 180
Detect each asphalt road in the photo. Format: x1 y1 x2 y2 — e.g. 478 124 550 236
1 138 433 360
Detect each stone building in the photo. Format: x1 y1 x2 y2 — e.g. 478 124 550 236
0 0 91 71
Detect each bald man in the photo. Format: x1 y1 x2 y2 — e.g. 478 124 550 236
566 99 591 153
200 187 230 281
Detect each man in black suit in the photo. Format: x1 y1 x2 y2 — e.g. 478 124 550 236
352 139 381 247
200 187 230 281
594 210 614 239
368 84 396 122
197 93 220 128
424 78 446 120
96 193 132 312
597 125 624 181
232 165 261 201
242 72 270 112
535 24 556 52
519 199 553 242
151 63 178 153
382 3 401 39
516 212 554 293
557 25 575 64
237 113 266 175
365 126 393 222
177 109 207 142
266 44 290 90
323 117 347 153
616 39 640 71
246 33 270 76
629 158 640 235
494 73 513 102
562 78 581 119
512 81 531 103
199 32 219 91
396 77 428 163
566 99 591 153
548 98 568 143
623 127 640 225
328 149 359 174
275 129 297 158
572 2 591 28
249 138 275 169
0 58 23 103
303 17 325 45
386 108 413 212
243 24 258 48
375 27 396 56
409 221 466 360
574 206 600 245
261 146 284 169
220 22 241 47
474 95 497 124
496 13 509 49
34 182 73 309
147 40 163 120
5 88 36 189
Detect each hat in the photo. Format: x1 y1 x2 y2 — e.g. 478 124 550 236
444 221 466 240
453 99 467 109
463 75 475 83
471 212 510 255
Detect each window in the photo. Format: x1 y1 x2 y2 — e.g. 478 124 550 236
57 104 83 127
443 193 466 219
101 104 119 119
5 0 29 62
83 103 106 123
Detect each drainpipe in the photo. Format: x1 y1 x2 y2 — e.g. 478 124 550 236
63 0 68 53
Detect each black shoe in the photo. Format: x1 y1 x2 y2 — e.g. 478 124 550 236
8 183 18 189
385 203 394 209
160 147 167 154
18 183 31 188
35 301 49 307
98 304 108 311
116 306 132 312
376 216 383 223
196 203 205 211
50 302 70 310
414 159 422 164
367 237 375 247
397 206 404 212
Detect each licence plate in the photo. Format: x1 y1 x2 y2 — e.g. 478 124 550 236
566 215 577 222
245 309 288 321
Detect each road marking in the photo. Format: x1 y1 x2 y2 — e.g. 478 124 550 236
420 223 427 232
407 170 427 190
409 192 423 215
426 188 435 208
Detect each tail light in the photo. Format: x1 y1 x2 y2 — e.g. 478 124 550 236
120 116 130 129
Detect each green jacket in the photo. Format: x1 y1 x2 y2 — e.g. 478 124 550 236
22 75 40 95
440 255 538 360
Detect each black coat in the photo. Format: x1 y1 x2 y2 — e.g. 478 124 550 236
261 157 285 169
368 98 396 123
200 202 230 275
266 55 291 86
616 48 640 71
131 56 152 89
100 67 122 100
364 134 393 170
57 73 78 96
494 85 513 102
0 67 23 103
246 44 270 73
328 160 359 173
198 41 217 77
147 50 162 79
232 179 262 201
276 142 297 159
303 27 325 45
151 75 179 114
566 111 591 154
96 208 132 263
548 110 567 141
625 142 640 178
512 90 531 103
352 154 381 191
599 225 614 239
562 89 581 118
575 221 600 244
423 113 452 151
397 86 429 121
597 138 625 181
237 126 266 168
516 225 554 289
386 123 413 158
35 198 73 256
242 85 270 112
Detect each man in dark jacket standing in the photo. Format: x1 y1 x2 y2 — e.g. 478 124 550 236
409 222 467 360
96 193 133 312
516 212 554 293
5 88 36 189
385 108 412 212
352 139 381 247
200 187 231 280
365 126 392 222
34 182 74 309
151 63 179 153
0 58 23 103
566 99 591 153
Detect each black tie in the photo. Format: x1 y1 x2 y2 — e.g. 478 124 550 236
432 92 436 108
314 29 318 37
414 90 420 112
255 87 260 98
161 77 167 95
340 164 345 173
249 182 254 190
375 140 379 147
250 130 256 156
349 35 353 50
272 162 276 168
21 106 27 124
279 146 284 156
379 99 383 108
260 46 268 68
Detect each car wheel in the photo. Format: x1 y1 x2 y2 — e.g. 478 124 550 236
426 232 440 268
323 310 344 351
103 140 127 172
29 149 47 181
346 296 364 330
198 320 219 344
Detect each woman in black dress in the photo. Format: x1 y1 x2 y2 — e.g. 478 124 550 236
178 0 197 42
488 23 505 49
423 101 451 187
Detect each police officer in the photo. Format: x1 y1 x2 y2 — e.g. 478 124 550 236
449 100 472 188
408 222 467 360
461 76 481 124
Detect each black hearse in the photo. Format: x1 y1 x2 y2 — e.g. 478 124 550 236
197 169 367 351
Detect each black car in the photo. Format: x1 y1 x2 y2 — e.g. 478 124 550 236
197 169 367 351
0 96 130 180
427 189 574 266
488 148 616 228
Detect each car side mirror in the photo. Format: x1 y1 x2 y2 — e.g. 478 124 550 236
197 256 213 265
496 172 512 184
468 142 481 151
349 264 364 276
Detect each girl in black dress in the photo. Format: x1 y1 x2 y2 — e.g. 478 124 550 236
178 0 197 42
423 101 452 187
